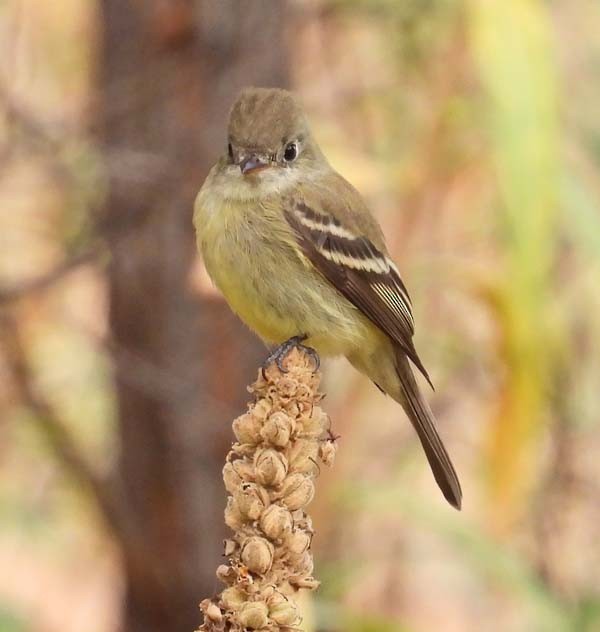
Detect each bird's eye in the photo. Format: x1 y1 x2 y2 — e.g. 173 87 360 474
227 143 234 162
283 142 297 162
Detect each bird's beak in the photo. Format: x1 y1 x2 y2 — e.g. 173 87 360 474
239 155 270 175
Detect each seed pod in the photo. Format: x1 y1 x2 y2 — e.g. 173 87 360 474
255 448 288 487
235 483 269 520
259 504 293 540
284 400 302 418
261 412 294 447
294 383 312 402
300 408 328 437
269 599 300 626
320 439 338 467
224 497 245 530
205 346 334 630
285 529 311 557
220 586 246 611
299 401 313 415
238 601 269 629
287 439 319 474
222 462 243 495
250 398 272 421
233 413 262 445
231 458 256 482
280 473 315 511
293 513 314 534
290 576 320 590
223 539 237 556
277 376 298 400
240 536 274 575
205 601 223 623
216 564 236 585
292 550 314 575
265 589 285 607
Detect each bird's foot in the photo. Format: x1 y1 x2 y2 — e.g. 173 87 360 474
261 335 320 378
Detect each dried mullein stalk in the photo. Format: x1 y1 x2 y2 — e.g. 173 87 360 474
198 347 338 631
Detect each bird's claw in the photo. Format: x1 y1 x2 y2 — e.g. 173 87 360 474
261 335 320 378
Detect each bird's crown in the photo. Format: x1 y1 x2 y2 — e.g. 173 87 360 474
228 87 309 154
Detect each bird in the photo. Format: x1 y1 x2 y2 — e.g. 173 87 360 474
193 87 462 509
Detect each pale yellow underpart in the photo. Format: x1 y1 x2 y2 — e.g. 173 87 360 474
193 162 393 369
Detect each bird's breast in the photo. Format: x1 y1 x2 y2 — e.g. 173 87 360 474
195 191 369 355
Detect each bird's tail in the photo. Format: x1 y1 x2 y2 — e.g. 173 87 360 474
394 351 462 509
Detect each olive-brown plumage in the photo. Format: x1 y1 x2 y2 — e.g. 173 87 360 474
194 87 462 509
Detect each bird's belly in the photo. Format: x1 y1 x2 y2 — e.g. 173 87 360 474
204 234 366 356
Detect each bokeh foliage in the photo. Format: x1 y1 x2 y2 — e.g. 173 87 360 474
1 1 599 631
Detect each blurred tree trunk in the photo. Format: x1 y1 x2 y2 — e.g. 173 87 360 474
97 2 289 631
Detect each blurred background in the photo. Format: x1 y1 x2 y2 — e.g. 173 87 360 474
1 1 599 631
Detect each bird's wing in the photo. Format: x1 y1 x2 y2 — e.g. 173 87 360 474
283 194 432 387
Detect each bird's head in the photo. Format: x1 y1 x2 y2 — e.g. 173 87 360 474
221 87 325 196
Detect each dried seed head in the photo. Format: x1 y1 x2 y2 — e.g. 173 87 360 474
238 601 269 629
254 448 288 487
205 347 337 632
235 483 269 521
280 473 315 511
224 497 245 530
259 504 293 541
240 536 274 575
220 586 246 611
287 439 319 474
233 413 262 445
261 411 294 447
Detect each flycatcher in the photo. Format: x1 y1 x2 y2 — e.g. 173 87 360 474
194 87 462 509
